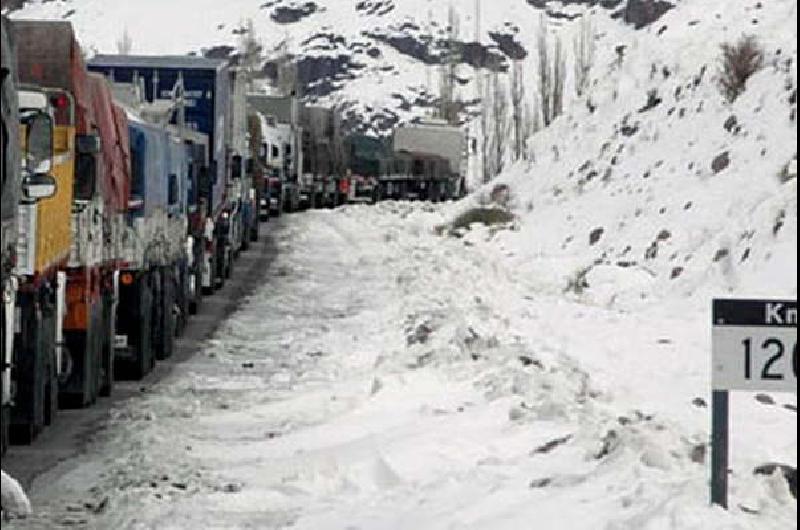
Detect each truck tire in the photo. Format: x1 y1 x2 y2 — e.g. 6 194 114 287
215 242 226 290
116 272 155 380
190 265 202 315
11 296 49 443
224 249 234 280
154 267 176 361
135 274 154 378
1 405 9 456
250 219 260 243
99 290 114 397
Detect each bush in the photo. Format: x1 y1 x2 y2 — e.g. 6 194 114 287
719 35 764 102
445 207 516 235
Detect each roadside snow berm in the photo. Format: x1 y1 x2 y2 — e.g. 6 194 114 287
1 469 32 519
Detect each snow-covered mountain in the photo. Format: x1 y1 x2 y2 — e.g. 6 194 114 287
5 0 676 134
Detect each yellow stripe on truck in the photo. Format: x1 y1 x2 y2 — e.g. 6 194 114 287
34 125 75 273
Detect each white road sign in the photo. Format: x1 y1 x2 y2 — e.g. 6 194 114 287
712 299 797 393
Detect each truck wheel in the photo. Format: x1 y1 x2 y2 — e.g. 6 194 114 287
11 300 47 443
99 291 114 397
138 275 154 378
190 264 202 315
155 268 176 360
250 220 260 243
1 405 9 456
224 250 234 279
44 364 56 425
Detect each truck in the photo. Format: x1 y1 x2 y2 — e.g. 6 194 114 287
345 134 388 204
253 112 301 215
14 20 122 414
249 93 303 214
2 17 64 450
384 119 467 202
88 55 234 293
226 67 259 254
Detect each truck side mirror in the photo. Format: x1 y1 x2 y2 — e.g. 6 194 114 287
209 161 218 185
76 134 101 154
231 155 242 180
74 153 97 201
168 173 178 205
22 173 57 200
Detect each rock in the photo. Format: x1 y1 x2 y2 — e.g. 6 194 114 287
754 393 776 405
589 227 605 246
529 478 553 488
690 443 707 464
531 435 573 455
223 482 242 493
617 0 674 30
370 377 383 395
518 355 543 369
711 151 730 174
754 463 797 498
595 429 620 459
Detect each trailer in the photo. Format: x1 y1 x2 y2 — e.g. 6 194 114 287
249 93 303 214
382 119 467 202
2 17 63 449
346 134 389 204
88 55 233 292
13 20 119 414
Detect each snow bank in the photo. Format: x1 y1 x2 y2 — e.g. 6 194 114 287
1 470 32 519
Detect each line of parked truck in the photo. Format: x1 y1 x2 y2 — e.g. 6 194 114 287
1 17 468 455
0 17 265 453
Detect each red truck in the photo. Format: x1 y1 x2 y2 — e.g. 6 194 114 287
15 20 127 408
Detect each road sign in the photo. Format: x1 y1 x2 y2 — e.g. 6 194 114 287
712 299 797 393
710 298 797 510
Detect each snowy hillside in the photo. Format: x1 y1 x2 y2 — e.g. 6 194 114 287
6 0 674 134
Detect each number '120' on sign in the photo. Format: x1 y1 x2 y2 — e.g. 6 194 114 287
712 299 797 393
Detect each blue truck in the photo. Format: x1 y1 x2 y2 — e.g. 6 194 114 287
88 55 239 294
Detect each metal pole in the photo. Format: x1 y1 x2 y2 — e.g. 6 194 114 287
711 390 729 509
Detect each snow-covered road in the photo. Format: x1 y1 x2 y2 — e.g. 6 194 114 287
6 205 796 529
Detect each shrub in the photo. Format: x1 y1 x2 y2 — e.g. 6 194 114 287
447 207 516 234
719 35 764 102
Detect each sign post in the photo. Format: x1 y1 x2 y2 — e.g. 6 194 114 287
711 298 797 509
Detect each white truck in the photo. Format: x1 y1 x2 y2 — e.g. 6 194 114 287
383 118 467 201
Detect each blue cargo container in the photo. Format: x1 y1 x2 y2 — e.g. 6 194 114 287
128 118 171 218
88 55 229 218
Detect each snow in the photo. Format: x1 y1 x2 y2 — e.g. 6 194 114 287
1 469 32 519
3 0 796 528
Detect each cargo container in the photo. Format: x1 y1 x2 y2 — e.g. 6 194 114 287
88 55 233 292
14 20 123 408
383 119 467 201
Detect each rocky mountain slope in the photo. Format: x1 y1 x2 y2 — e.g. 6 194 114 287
5 0 676 134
